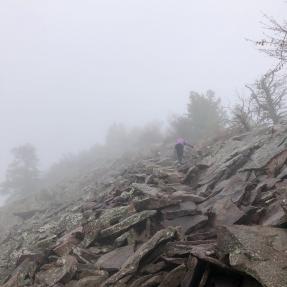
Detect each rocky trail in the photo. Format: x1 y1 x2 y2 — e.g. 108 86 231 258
1 125 287 287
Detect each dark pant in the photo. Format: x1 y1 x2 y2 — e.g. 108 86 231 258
175 143 184 163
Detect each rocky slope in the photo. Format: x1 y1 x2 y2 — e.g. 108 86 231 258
0 125 287 287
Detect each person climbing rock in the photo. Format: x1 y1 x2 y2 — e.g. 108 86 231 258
175 138 193 164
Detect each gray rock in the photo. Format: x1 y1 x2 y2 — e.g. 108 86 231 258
100 210 157 239
163 215 208 235
35 255 78 286
217 225 287 287
102 227 178 286
96 245 134 272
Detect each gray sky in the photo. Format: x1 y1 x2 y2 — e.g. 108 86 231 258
0 0 286 177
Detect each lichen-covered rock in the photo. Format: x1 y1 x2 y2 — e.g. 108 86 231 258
53 227 84 256
102 227 178 286
170 191 205 203
133 197 178 212
3 125 287 287
131 183 161 197
162 201 199 219
99 210 157 239
82 206 134 247
217 225 287 287
35 255 78 286
163 214 208 235
1 258 38 287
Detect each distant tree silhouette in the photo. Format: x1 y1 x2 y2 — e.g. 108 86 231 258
169 90 227 142
169 115 192 141
2 143 39 194
187 90 227 141
132 121 163 147
105 123 128 153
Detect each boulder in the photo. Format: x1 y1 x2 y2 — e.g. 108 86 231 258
53 226 84 256
102 227 178 286
100 210 157 239
133 197 178 212
129 273 166 287
181 256 198 287
78 266 108 279
209 197 245 226
35 255 78 286
171 191 205 203
159 264 186 287
132 183 161 197
141 261 167 274
2 258 38 287
162 201 199 219
259 201 287 226
217 225 287 287
163 215 208 235
83 205 134 246
72 275 108 287
96 245 134 272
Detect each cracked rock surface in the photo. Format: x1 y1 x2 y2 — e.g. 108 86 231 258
1 125 287 286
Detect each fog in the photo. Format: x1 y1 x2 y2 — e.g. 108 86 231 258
0 0 285 179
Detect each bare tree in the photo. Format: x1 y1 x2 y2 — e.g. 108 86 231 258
230 93 253 131
246 71 287 124
256 16 287 70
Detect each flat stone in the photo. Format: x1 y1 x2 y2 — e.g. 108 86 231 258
161 256 186 266
186 230 216 241
35 255 78 286
141 261 167 274
83 206 134 246
129 273 166 287
217 225 287 287
183 166 203 185
132 183 161 196
165 241 216 262
211 198 245 225
96 245 134 272
114 232 129 248
159 264 186 287
171 191 205 203
78 267 108 279
100 210 157 239
162 201 199 220
181 256 198 287
65 281 78 287
133 197 178 212
259 201 287 226
102 227 178 286
53 227 83 256
72 275 108 287
2 259 38 287
36 235 57 249
16 250 45 266
163 215 208 235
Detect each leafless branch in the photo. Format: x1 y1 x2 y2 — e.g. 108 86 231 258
245 71 287 124
256 15 287 71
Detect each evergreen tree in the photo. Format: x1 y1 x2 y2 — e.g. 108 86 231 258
2 143 39 195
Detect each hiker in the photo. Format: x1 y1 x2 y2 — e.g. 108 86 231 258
175 138 193 164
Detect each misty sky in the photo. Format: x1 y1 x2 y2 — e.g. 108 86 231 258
0 0 286 178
